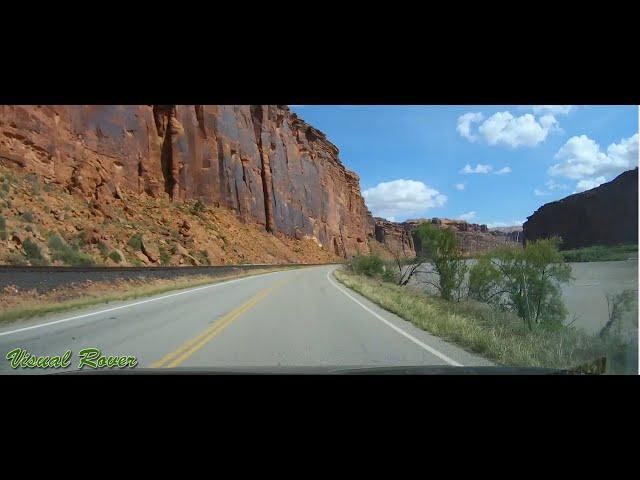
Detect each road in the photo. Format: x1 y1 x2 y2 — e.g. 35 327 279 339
0 266 491 373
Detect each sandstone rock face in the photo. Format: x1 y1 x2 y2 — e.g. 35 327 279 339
524 168 638 249
0 105 371 258
372 217 415 257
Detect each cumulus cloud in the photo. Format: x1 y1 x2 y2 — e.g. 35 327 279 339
458 211 476 221
494 166 512 175
460 164 493 174
362 179 447 220
549 133 638 190
478 112 558 148
457 113 484 142
530 105 574 115
454 183 465 190
458 108 566 148
576 176 606 192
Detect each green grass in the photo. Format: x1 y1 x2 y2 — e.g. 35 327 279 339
561 244 637 262
333 269 617 370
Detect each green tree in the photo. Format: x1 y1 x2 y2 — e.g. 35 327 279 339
468 238 571 329
411 223 468 301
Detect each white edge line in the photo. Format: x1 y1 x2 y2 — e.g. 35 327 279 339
0 269 287 337
326 269 463 367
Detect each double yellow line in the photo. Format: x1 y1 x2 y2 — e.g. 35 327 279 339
150 279 288 368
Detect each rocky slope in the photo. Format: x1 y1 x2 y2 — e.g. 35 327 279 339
0 164 339 266
524 168 638 249
0 105 374 264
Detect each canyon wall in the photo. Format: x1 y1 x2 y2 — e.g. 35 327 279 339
523 168 638 250
371 217 416 257
0 105 372 258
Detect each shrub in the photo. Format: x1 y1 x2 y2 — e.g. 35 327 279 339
468 256 503 305
48 234 95 266
23 238 48 265
381 261 399 283
21 212 34 223
412 222 468 301
468 238 571 330
190 199 206 214
98 241 109 257
108 250 123 263
350 254 385 277
0 215 6 239
159 247 171 265
127 234 143 251
5 253 28 266
194 249 211 266
74 230 88 247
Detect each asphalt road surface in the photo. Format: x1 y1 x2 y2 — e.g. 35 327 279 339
0 266 491 374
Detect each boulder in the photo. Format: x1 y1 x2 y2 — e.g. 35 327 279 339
140 235 159 263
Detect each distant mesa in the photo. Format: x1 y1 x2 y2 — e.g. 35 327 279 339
523 168 638 250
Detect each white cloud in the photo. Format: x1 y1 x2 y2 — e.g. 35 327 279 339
458 109 564 148
534 189 550 196
478 112 558 148
576 176 606 192
494 166 512 175
456 112 484 142
362 179 446 220
530 105 574 115
460 164 493 174
549 133 638 190
454 183 465 190
458 211 476 221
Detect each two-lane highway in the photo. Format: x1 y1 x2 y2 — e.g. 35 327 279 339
0 266 491 373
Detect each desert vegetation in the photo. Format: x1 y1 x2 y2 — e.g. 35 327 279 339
0 165 339 267
342 231 637 372
560 244 637 262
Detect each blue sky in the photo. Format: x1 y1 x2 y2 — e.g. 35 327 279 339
289 105 638 227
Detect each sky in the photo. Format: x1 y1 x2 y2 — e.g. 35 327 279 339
289 105 639 227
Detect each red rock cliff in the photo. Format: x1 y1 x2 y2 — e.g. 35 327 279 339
0 105 371 258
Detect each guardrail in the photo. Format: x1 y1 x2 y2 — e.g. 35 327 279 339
0 262 345 292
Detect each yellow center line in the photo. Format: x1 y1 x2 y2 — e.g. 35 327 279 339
150 278 289 369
